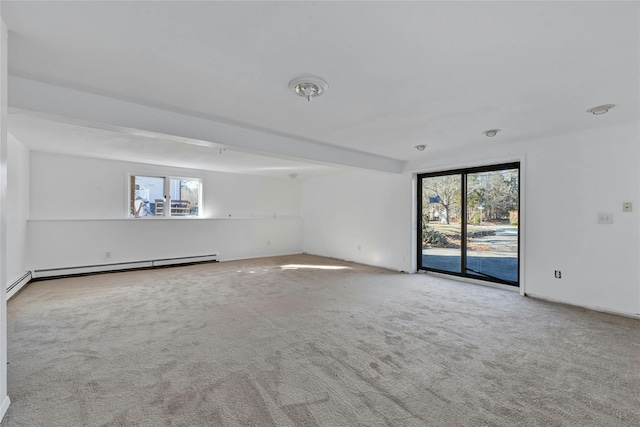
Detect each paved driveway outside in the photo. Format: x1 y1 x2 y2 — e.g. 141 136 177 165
422 225 518 284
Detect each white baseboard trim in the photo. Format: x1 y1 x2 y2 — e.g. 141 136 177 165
31 254 218 280
7 272 32 300
525 293 640 320
152 254 218 267
0 395 11 422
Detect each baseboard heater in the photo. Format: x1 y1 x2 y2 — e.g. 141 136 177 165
7 271 33 299
31 254 218 280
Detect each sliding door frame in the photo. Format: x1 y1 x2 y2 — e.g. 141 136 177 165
417 162 521 287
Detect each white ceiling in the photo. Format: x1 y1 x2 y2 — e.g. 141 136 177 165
2 1 638 175
8 111 343 177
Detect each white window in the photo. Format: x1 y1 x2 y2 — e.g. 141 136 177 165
130 175 201 218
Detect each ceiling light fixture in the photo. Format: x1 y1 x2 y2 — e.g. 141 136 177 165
484 129 501 137
586 104 615 115
289 75 328 102
415 145 426 151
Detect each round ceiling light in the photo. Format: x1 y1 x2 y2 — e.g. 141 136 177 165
289 75 328 102
415 145 426 151
484 129 501 137
586 104 615 115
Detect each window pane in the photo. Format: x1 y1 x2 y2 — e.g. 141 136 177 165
131 176 164 217
169 178 200 217
465 168 519 284
420 174 462 273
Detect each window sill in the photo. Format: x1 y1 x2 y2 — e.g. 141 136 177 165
129 216 202 220
28 217 204 222
28 215 301 222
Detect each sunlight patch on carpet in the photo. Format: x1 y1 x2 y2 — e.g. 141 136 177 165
280 264 351 270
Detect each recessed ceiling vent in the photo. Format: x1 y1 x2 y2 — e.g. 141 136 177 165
484 129 501 137
289 75 328 102
586 104 615 115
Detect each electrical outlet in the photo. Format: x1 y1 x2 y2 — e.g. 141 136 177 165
597 213 613 224
623 202 632 212
554 270 561 279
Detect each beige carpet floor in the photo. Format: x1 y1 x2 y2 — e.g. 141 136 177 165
2 254 639 426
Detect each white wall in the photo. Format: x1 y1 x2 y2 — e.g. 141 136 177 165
28 152 302 269
0 19 9 421
303 170 412 272
523 123 639 315
302 122 640 317
7 134 29 284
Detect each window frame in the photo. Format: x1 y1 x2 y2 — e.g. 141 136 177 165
128 173 203 219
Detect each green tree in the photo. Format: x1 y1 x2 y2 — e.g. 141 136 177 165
467 169 518 221
422 175 461 224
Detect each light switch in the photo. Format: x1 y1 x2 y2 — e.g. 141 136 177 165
623 202 632 212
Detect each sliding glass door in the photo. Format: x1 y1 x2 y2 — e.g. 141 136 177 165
418 163 519 286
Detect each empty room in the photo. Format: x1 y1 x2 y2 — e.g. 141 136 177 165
0 1 638 426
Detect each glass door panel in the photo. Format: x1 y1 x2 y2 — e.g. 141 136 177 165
420 174 462 274
465 168 519 284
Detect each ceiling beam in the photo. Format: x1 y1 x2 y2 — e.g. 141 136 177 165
8 76 406 174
